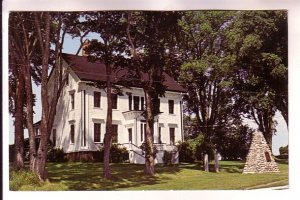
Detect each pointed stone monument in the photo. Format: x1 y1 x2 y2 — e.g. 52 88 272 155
243 131 280 173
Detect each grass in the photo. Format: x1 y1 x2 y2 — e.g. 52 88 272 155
41 160 288 190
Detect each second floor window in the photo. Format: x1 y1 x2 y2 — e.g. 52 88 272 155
70 93 75 110
168 100 174 114
94 92 101 108
133 96 140 110
112 94 118 109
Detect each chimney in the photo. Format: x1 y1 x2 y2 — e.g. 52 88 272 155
81 39 90 56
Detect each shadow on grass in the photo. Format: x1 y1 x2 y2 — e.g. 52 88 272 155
47 161 246 190
47 162 184 190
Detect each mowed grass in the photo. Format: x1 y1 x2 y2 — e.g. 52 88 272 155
45 161 288 190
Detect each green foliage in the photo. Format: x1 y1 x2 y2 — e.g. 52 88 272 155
47 147 66 162
279 145 288 156
162 151 175 165
178 134 205 162
94 144 129 163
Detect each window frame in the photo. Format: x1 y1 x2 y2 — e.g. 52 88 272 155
94 91 101 108
168 100 174 114
169 127 175 145
70 92 75 110
112 124 118 143
70 124 75 144
112 94 118 109
94 123 101 143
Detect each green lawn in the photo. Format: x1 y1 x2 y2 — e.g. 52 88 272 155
43 161 288 190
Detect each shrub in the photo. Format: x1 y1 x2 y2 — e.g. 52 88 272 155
94 144 129 163
178 134 205 163
162 150 175 165
47 147 66 162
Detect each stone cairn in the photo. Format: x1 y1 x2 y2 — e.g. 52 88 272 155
243 131 280 173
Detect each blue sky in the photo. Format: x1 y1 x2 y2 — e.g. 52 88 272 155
9 32 289 155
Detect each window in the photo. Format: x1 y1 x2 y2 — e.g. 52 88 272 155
133 96 140 110
169 100 174 114
52 129 56 147
158 127 162 144
70 124 75 144
170 128 175 145
35 127 40 136
94 92 101 108
94 123 101 142
112 125 118 143
141 123 146 142
128 93 132 110
112 94 118 109
70 93 75 110
141 97 144 111
153 98 160 113
128 128 132 143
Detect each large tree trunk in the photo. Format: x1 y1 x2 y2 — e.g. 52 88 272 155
33 12 51 180
144 88 155 176
13 69 25 170
22 64 37 171
103 64 113 179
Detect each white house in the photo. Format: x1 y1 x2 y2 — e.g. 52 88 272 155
37 53 186 164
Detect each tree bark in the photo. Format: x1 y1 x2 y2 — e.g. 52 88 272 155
34 12 51 180
214 149 219 173
13 68 25 170
144 88 155 176
22 63 37 171
103 64 113 179
204 154 209 172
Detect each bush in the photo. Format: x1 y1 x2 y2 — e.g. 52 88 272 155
178 134 205 163
47 147 66 162
162 151 175 165
10 170 41 191
93 144 129 163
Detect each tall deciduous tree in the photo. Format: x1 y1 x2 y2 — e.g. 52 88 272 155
9 12 39 171
80 12 128 179
229 11 288 149
178 11 237 167
124 11 182 175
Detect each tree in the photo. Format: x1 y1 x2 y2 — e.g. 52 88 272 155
124 11 183 175
229 11 288 149
9 12 39 171
178 11 238 168
80 12 128 179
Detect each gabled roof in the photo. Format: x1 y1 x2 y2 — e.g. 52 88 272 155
62 53 186 93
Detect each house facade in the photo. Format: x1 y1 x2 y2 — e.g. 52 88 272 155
43 53 186 164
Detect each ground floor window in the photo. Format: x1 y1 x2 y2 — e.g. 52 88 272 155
112 125 118 143
52 129 56 147
158 127 162 144
141 123 146 142
128 128 132 143
170 128 175 145
94 123 101 142
70 124 75 144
